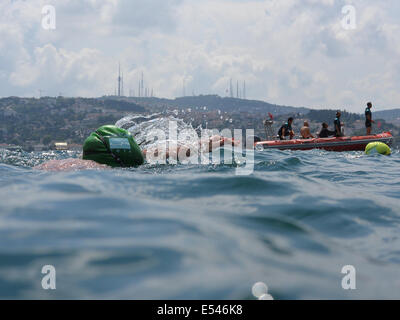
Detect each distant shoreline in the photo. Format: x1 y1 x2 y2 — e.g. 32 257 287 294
1 95 399 150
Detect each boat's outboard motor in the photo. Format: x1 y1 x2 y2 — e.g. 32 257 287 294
245 135 261 149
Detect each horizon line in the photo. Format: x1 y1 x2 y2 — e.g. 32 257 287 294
0 94 398 113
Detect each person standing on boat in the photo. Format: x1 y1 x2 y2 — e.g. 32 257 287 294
365 102 375 135
334 111 343 137
278 117 295 140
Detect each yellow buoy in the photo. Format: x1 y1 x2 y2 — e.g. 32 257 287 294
365 142 391 156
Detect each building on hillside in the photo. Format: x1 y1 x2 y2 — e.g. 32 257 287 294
3 107 17 117
55 142 68 150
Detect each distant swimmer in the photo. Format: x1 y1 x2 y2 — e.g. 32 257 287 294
334 111 343 137
318 123 336 138
300 121 314 139
365 102 375 135
278 117 294 140
35 125 239 171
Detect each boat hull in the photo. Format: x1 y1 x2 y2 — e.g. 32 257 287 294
255 132 394 152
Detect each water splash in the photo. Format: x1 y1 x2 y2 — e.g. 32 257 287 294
116 114 201 149
115 114 230 165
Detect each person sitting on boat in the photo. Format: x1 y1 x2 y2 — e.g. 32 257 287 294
365 102 375 135
318 123 336 138
334 111 343 137
300 121 314 139
278 117 295 140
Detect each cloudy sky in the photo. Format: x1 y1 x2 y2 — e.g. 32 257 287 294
1 0 399 111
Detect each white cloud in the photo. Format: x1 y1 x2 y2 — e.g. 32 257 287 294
1 0 400 111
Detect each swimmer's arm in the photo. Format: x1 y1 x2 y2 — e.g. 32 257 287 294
207 136 239 152
142 136 239 159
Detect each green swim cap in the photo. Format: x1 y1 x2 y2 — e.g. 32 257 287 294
365 142 391 156
83 125 144 167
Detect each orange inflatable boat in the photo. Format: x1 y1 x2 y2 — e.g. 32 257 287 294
255 132 394 152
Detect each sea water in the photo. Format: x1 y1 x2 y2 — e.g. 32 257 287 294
0 118 399 299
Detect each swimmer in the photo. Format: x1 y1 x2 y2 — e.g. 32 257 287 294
143 135 239 160
34 158 108 171
35 125 240 171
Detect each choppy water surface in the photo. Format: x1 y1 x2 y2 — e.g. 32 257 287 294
0 119 399 299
